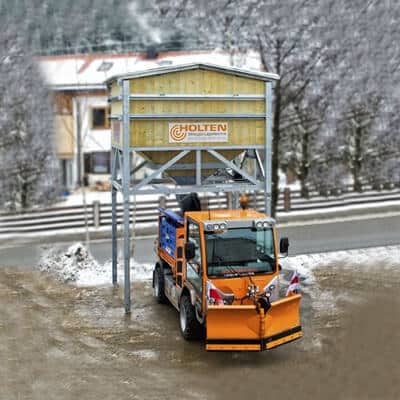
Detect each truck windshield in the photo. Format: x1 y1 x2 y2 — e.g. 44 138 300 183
205 228 275 277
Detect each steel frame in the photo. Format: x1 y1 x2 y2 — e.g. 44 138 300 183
110 69 275 314
111 113 265 120
109 94 266 102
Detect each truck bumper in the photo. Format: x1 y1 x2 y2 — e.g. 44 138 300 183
206 294 302 352
206 325 302 351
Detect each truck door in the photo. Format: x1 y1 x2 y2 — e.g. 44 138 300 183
186 220 203 297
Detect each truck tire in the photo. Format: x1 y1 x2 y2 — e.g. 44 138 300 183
179 294 203 340
153 265 168 304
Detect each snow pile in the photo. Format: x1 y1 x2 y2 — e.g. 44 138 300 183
281 245 400 280
38 243 153 286
39 243 106 285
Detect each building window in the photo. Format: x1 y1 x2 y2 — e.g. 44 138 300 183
91 106 110 129
97 61 114 72
84 151 111 174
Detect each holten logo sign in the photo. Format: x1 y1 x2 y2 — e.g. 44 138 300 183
169 122 229 143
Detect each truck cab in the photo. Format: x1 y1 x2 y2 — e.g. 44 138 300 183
153 206 302 351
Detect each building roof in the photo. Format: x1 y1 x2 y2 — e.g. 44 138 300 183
105 62 279 85
38 50 277 91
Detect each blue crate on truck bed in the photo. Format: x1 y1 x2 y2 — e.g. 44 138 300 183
158 208 184 259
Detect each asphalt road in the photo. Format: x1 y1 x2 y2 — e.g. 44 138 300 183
279 213 400 254
0 214 399 267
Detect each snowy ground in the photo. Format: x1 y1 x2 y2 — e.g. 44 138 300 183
3 244 400 399
38 241 400 353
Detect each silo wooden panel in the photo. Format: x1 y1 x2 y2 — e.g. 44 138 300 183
130 69 265 95
130 100 265 115
110 67 269 178
110 81 122 115
111 101 122 115
126 69 266 150
110 81 120 97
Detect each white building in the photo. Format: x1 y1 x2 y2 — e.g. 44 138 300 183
39 50 262 190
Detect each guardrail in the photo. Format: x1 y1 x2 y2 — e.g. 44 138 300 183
1 186 400 235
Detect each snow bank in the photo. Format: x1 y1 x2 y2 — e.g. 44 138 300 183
39 242 400 290
38 243 153 287
281 245 400 280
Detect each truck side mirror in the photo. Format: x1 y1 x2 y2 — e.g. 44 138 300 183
185 242 196 260
280 237 289 255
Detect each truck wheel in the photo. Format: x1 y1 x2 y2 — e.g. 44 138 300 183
179 294 202 340
153 265 168 304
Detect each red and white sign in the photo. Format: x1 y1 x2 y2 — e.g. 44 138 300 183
286 270 299 296
168 122 228 143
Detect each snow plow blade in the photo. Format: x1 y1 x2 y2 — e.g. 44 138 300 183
206 294 302 351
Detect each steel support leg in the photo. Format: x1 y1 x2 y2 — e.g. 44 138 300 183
111 187 118 284
122 79 131 314
123 188 131 313
265 81 273 215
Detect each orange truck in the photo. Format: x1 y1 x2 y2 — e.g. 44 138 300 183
153 196 302 351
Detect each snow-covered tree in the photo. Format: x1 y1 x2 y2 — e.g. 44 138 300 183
150 0 338 212
337 97 381 191
281 97 330 198
0 26 59 210
322 0 400 191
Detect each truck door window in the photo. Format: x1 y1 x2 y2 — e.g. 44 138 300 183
256 229 274 259
187 221 202 293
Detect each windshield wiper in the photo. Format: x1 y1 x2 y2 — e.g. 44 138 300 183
212 255 240 277
258 254 275 265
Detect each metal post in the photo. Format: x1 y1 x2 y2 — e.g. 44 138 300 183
122 79 131 314
226 192 233 209
283 187 291 212
75 97 83 187
265 81 273 215
196 150 201 185
111 174 118 284
159 195 167 209
232 192 239 209
93 200 101 228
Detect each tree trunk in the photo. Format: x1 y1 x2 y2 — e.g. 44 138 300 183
299 130 310 198
259 39 282 218
21 180 29 209
353 126 363 192
271 79 281 217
